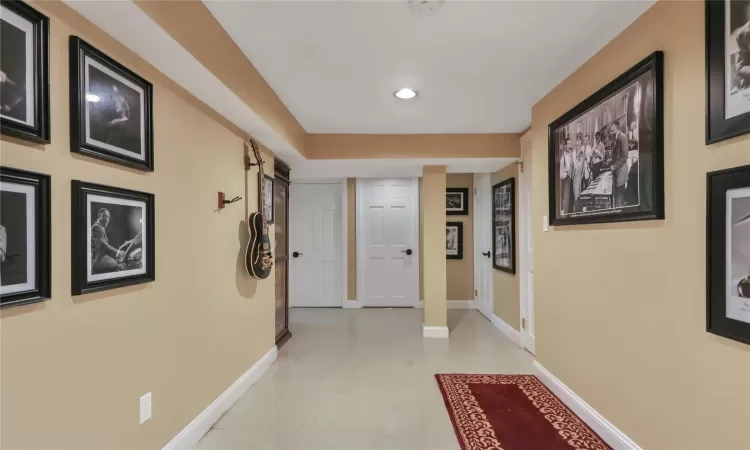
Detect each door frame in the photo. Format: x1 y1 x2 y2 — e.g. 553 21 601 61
356 178 420 308
288 178 348 308
473 174 494 320
518 151 536 355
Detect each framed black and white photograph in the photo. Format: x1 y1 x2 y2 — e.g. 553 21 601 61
706 0 750 143
71 181 155 295
0 0 49 143
69 37 153 171
707 164 750 345
446 187 469 216
0 167 50 307
548 51 664 226
493 178 515 274
446 222 463 260
260 174 274 224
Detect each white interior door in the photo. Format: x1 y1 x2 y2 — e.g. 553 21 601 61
520 148 536 354
473 174 494 320
289 183 343 307
357 179 419 307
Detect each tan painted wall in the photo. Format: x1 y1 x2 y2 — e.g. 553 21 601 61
531 2 750 449
346 178 357 300
446 174 474 300
422 167 447 326
491 164 520 330
0 3 275 449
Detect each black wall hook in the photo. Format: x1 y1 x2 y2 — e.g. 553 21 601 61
218 192 242 210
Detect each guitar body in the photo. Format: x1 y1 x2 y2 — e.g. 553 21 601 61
245 212 272 280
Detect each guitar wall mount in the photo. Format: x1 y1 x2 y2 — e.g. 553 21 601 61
218 192 242 210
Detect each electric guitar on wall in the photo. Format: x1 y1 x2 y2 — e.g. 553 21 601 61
245 139 273 280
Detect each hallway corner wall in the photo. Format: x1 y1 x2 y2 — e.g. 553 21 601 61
446 174 474 301
490 164 520 330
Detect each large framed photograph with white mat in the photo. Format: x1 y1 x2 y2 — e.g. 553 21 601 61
707 164 750 345
71 181 155 295
0 0 50 143
0 167 50 308
492 178 515 274
69 37 154 171
706 0 750 144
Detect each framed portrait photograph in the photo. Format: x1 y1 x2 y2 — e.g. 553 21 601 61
0 167 50 308
446 222 463 260
548 51 664 226
446 187 469 216
260 174 274 224
71 181 155 295
0 0 50 143
707 164 750 345
69 37 154 171
493 178 515 274
706 0 750 144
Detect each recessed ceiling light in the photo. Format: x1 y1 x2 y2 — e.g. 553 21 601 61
85 93 100 103
394 88 417 100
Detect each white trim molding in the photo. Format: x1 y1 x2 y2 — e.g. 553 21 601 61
533 362 643 450
417 300 476 309
162 346 278 449
490 314 521 347
341 300 362 309
423 325 450 338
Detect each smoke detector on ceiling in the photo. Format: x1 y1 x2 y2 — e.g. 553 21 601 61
407 0 444 17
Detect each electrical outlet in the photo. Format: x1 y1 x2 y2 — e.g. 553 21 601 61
140 392 152 424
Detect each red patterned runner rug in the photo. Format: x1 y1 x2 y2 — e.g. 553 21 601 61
435 374 612 450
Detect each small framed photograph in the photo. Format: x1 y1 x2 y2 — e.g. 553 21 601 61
0 0 50 143
706 0 750 144
260 174 274 224
707 164 750 345
446 222 463 260
548 51 664 226
69 37 154 171
1 167 50 308
71 181 155 295
493 178 515 274
446 188 469 216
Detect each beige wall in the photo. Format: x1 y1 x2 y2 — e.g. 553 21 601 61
531 2 750 449
346 178 357 301
490 164 520 330
0 3 275 449
422 167 448 326
446 174 474 300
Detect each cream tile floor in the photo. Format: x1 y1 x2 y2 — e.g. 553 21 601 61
195 308 535 450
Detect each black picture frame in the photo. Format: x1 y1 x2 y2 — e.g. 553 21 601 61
446 222 463 260
547 51 664 227
71 180 155 295
0 0 50 144
260 174 274 224
707 164 750 345
446 187 469 216
705 0 750 144
69 36 154 171
0 167 50 307
493 178 515 274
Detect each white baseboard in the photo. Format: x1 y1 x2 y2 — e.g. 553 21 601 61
416 300 476 309
533 362 642 450
342 299 362 309
163 346 278 449
490 314 521 347
423 325 450 338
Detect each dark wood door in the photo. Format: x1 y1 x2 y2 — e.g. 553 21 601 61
274 160 291 347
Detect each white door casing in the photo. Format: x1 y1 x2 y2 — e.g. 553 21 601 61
289 182 343 307
357 179 420 307
519 146 536 354
474 174 494 320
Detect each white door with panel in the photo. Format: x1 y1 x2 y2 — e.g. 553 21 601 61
357 179 419 307
474 174 494 320
519 147 536 354
289 183 343 307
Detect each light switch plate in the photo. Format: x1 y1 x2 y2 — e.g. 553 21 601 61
140 392 152 424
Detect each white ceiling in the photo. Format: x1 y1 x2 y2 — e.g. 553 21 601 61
205 0 654 134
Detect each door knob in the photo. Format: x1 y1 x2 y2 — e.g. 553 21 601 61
292 251 302 258
401 249 413 256
482 251 491 258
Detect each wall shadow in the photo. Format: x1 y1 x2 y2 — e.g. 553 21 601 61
236 219 258 299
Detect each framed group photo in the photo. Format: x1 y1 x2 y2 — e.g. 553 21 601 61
71 181 155 295
446 222 463 260
707 164 750 345
0 167 50 308
548 51 664 226
446 187 469 215
706 0 750 144
70 37 154 171
0 0 50 143
493 178 515 273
